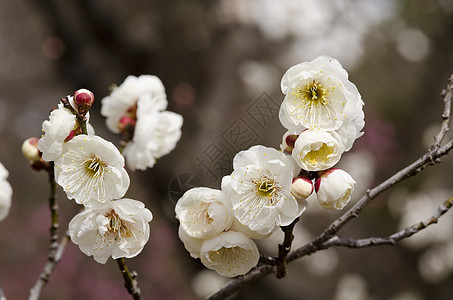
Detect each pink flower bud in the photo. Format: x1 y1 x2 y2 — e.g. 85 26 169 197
315 168 355 210
22 137 40 163
281 131 299 154
286 134 298 148
118 116 136 132
64 129 76 142
291 176 313 199
73 89 94 111
22 137 50 171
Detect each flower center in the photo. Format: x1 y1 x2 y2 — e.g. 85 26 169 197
84 155 106 178
191 202 214 225
298 80 329 105
209 246 243 262
253 176 279 201
105 210 131 240
306 144 334 164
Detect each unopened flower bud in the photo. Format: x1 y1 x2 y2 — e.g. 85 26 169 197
23 137 50 171
291 176 313 199
118 116 137 143
64 129 76 142
22 137 40 163
281 131 298 154
73 89 94 112
118 116 136 131
315 168 355 210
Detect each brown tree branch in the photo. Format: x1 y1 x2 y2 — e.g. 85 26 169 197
287 139 453 264
323 195 453 249
206 75 453 300
432 74 452 149
29 232 70 300
275 217 299 278
29 163 65 300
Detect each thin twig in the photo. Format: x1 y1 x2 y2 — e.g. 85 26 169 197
29 231 70 300
29 163 63 300
206 265 274 300
432 74 452 150
323 195 453 249
61 96 89 135
259 255 276 265
206 75 453 300
116 258 141 300
287 140 453 264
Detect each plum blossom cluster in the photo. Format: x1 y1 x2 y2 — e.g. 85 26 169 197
176 145 307 277
101 75 183 171
36 89 153 264
280 56 364 210
175 56 364 277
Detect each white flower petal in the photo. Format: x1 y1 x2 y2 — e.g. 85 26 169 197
0 163 12 221
316 169 356 210
175 187 232 239
178 225 204 259
228 218 271 240
123 109 183 171
292 130 345 171
38 103 76 162
200 231 259 277
224 145 302 235
101 75 167 133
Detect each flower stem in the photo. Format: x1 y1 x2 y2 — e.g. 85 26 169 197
116 258 141 300
275 217 299 278
29 163 68 300
48 163 59 248
60 96 88 135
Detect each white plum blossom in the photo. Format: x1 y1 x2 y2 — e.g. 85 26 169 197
199 231 260 277
335 105 364 151
101 74 183 171
122 97 183 170
38 100 95 162
315 168 356 210
69 198 152 264
222 145 306 235
0 163 12 221
279 55 364 137
55 135 130 207
101 75 166 134
38 103 76 161
175 187 232 239
292 130 345 171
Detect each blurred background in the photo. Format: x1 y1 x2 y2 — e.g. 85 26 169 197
0 0 452 299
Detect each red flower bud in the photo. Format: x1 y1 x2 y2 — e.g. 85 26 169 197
73 89 94 112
